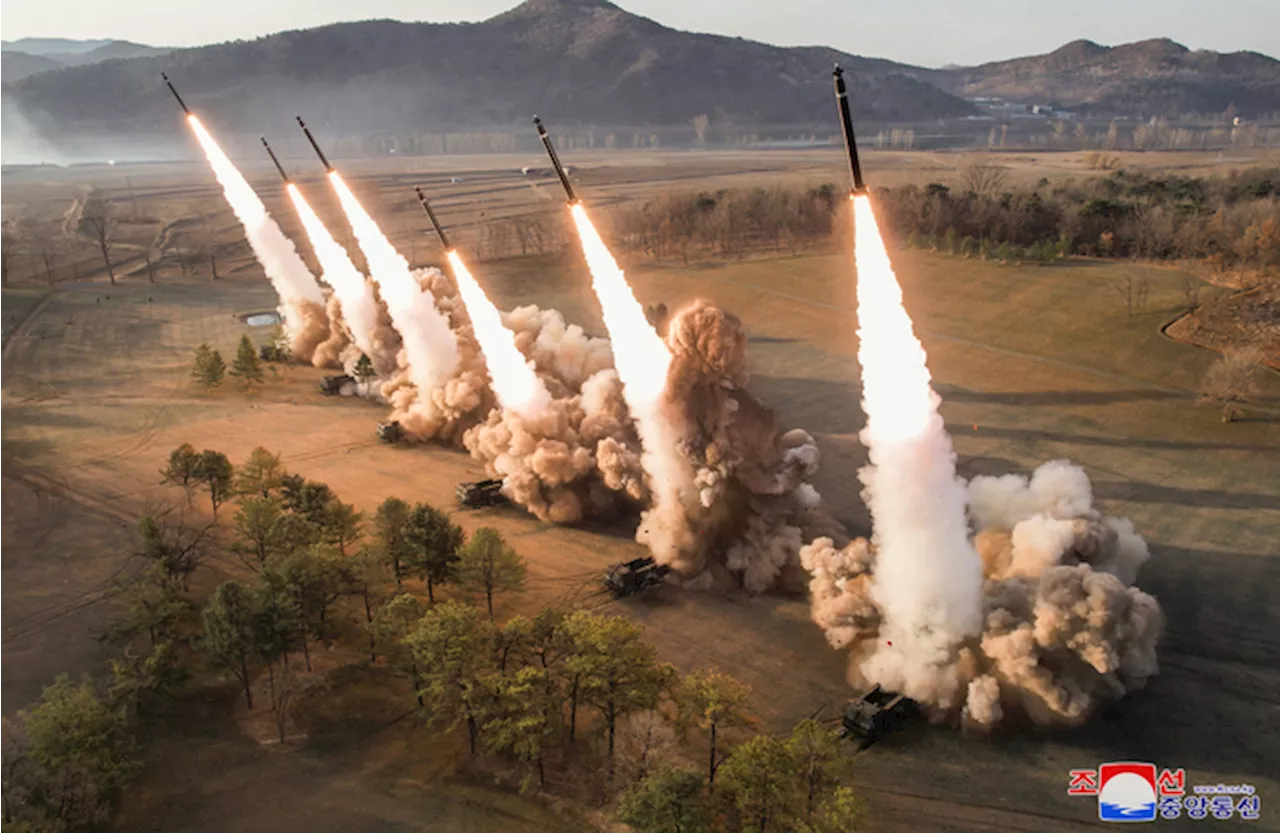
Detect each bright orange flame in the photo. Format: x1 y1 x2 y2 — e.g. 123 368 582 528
852 194 935 443
446 249 550 416
568 203 671 403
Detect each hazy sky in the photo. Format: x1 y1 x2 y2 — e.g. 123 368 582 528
2 0 1276 67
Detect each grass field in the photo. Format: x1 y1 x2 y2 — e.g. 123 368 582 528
3 148 1279 831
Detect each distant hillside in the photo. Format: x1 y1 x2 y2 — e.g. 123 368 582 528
2 51 62 82
1 38 169 81
2 0 973 140
2 37 116 56
930 38 1280 117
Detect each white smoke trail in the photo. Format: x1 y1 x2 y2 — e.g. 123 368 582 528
567 204 691 564
328 172 459 391
285 182 380 363
446 250 551 418
186 116 326 349
850 194 984 708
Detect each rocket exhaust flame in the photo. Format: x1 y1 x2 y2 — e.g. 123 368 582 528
849 192 983 705
327 171 459 391
568 204 670 402
567 204 692 563
285 182 380 363
185 115 327 356
445 250 551 417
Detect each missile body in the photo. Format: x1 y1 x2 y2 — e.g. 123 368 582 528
161 72 191 115
261 137 291 183
832 66 867 195
415 187 452 251
295 116 334 172
532 116 578 204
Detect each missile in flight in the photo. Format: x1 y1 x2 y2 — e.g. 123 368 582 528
161 72 191 116
295 116 334 172
414 187 452 251
261 137 291 183
532 115 578 204
832 65 867 195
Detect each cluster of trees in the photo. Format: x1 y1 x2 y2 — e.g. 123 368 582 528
190 336 264 389
2 677 142 831
876 165 1280 271
612 185 841 263
7 440 869 831
614 166 1279 274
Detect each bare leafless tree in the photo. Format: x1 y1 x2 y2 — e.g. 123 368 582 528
27 221 63 286
1 222 19 287
1199 345 1265 422
1114 271 1151 317
1181 274 1203 312
80 195 119 284
962 161 1010 198
199 213 220 280
269 657 297 745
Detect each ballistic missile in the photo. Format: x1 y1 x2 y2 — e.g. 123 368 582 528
161 72 191 116
261 137 291 183
532 115 578 204
832 65 867 195
414 187 452 251
295 116 333 172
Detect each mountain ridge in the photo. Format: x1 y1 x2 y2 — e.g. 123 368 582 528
3 1 1277 147
928 37 1280 116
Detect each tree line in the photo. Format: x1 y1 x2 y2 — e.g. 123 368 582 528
608 165 1280 275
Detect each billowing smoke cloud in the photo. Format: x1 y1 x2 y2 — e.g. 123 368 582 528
311 292 353 369
463 305 646 522
382 267 493 443
801 461 1163 727
464 298 836 591
185 116 329 359
650 301 839 591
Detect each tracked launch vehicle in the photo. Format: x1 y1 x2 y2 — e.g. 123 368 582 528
456 479 509 509
841 685 911 748
603 557 670 598
376 421 403 443
320 374 353 395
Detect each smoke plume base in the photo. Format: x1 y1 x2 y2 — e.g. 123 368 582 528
801 460 1163 729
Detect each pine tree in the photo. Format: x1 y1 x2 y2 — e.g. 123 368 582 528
191 344 225 388
458 527 526 618
353 353 376 383
231 335 264 386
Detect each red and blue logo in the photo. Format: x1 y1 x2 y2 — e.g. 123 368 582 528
1097 763 1158 822
1068 762 1260 823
